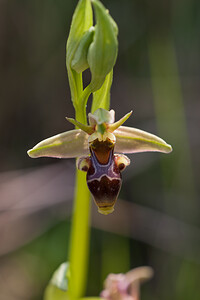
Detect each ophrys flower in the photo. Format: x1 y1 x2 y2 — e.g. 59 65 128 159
27 108 172 215
101 266 154 300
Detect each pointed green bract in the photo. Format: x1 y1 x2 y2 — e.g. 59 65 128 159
87 0 118 91
114 126 172 154
44 263 70 299
91 70 113 113
27 129 89 158
50 263 69 291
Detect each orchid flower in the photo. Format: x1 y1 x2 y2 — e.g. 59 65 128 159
100 266 154 300
27 108 172 215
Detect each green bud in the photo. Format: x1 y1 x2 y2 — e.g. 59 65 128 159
66 0 93 106
66 0 93 63
71 27 95 73
66 0 118 117
87 0 118 92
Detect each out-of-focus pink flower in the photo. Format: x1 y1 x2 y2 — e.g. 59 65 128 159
100 266 153 300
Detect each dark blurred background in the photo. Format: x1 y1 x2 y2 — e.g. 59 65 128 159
0 0 200 299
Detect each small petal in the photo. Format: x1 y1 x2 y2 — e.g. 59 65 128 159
125 266 154 285
27 129 89 158
114 154 130 171
115 126 172 154
88 108 115 126
66 117 94 134
108 111 132 132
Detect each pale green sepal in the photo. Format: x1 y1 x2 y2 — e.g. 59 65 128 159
71 27 95 73
91 70 113 113
108 111 133 132
87 0 118 92
115 126 172 154
27 129 89 158
88 108 115 126
66 117 94 134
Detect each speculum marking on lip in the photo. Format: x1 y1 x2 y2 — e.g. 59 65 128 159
87 175 121 214
77 133 130 214
86 143 122 214
90 138 114 165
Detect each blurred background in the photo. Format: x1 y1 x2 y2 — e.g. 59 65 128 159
0 0 200 299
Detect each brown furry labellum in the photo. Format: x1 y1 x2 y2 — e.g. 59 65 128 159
77 138 130 215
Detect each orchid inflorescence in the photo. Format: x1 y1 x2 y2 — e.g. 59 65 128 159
28 108 172 215
27 0 172 215
28 0 172 298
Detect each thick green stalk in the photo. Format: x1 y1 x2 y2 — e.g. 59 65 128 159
68 169 91 299
68 89 91 299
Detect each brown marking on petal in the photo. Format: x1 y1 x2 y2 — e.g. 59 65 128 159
77 156 91 172
114 154 130 172
87 176 121 213
90 139 114 164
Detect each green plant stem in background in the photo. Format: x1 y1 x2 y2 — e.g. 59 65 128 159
101 233 130 283
148 35 197 220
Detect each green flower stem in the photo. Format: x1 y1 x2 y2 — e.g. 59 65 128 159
68 86 91 299
68 169 91 299
67 1 118 297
